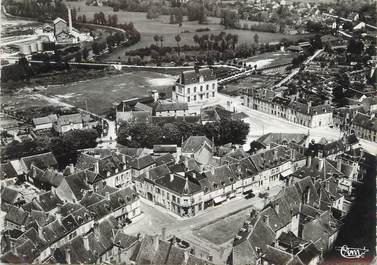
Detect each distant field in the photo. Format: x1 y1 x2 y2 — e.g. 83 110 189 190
67 1 310 60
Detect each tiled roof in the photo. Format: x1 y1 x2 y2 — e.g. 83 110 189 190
5 206 28 226
155 153 176 166
178 68 217 85
132 111 152 124
140 164 171 181
63 171 91 201
263 245 293 265
129 155 155 170
0 162 18 179
56 113 91 126
21 152 58 171
32 114 57 126
38 191 63 212
353 112 377 131
155 174 202 196
155 102 188 112
1 187 20 204
181 136 213 153
39 169 65 187
153 145 177 153
114 231 139 249
257 133 308 146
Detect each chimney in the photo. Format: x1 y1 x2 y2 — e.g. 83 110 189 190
83 234 89 250
273 148 278 161
94 162 99 174
192 172 196 179
161 227 166 241
67 8 72 34
371 113 375 119
105 192 110 201
69 163 74 174
151 90 159 102
38 227 44 240
170 174 174 182
65 248 71 264
306 156 312 167
171 235 177 247
307 101 312 114
262 215 270 227
336 159 342 172
318 158 324 172
154 235 159 251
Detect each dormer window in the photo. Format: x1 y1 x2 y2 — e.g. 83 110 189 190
221 181 225 186
107 171 111 177
213 183 218 189
199 76 204 82
115 168 119 174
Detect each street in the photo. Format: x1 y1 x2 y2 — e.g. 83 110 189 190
123 183 284 264
188 93 377 155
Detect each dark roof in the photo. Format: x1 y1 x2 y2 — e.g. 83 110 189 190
63 171 91 200
178 68 217 85
114 232 139 249
257 133 308 146
38 191 63 212
155 174 202 196
129 155 155 170
39 169 65 187
353 112 377 131
151 115 201 124
264 245 293 265
1 187 20 205
116 96 155 111
153 145 177 153
155 153 176 166
0 162 18 179
296 243 321 264
155 102 188 112
5 206 28 226
21 152 58 171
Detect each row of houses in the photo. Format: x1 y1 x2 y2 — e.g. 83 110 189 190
32 112 98 133
242 89 333 128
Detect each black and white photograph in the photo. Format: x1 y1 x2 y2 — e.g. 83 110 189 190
0 0 376 264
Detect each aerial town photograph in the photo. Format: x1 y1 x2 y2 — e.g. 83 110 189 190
0 0 376 264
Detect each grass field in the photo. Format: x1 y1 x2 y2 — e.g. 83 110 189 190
193 208 250 245
37 71 177 114
66 1 310 60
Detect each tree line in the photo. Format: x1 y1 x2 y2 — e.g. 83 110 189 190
2 129 99 169
117 119 250 148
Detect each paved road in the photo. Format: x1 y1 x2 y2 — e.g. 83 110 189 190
123 183 284 264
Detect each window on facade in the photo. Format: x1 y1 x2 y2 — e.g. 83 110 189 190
206 93 209 98
212 92 215 97
188 97 190 102
200 86 203 91
194 95 197 101
156 187 160 193
177 198 180 204
194 87 197 92
212 83 215 89
172 195 176 202
206 84 209 90
187 87 190 94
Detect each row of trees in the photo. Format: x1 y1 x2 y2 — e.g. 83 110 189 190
117 119 250 148
2 129 99 169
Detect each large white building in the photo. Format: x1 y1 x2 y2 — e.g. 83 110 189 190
172 68 218 103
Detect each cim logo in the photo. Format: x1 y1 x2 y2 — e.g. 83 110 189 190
336 245 369 259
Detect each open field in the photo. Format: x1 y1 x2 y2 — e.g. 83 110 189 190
20 71 176 115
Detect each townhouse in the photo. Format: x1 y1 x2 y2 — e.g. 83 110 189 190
173 68 218 103
53 113 97 134
76 150 133 189
154 102 189 117
350 112 377 142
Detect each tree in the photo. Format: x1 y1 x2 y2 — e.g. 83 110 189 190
253 33 259 45
169 14 175 24
159 35 164 48
153 35 160 46
175 34 182 56
347 37 364 55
